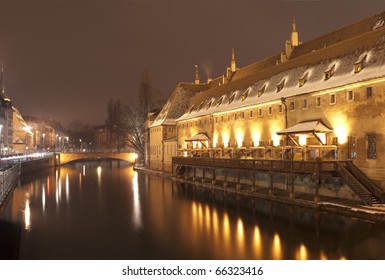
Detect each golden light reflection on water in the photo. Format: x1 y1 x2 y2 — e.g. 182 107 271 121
66 173 70 203
42 185 46 213
236 218 245 258
320 251 328 260
272 233 282 260
198 203 203 230
132 171 141 229
295 244 308 260
97 166 102 187
223 213 231 257
24 194 31 230
205 205 211 235
253 226 263 259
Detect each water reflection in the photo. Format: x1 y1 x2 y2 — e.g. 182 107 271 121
272 233 282 260
253 226 262 259
24 194 31 231
296 244 308 260
132 171 141 229
42 184 46 214
1 160 385 260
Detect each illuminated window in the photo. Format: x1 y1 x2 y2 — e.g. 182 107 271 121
347 90 354 101
268 106 272 115
330 93 336 104
221 116 224 122
241 112 245 118
354 54 367 73
241 90 249 101
324 65 335 81
278 104 283 113
348 136 357 159
258 85 266 97
303 99 308 109
299 72 309 87
367 134 376 159
316 97 321 107
276 79 285 93
250 110 253 118
366 87 373 99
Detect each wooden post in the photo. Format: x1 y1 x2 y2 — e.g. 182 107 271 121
202 168 205 183
223 168 228 188
314 159 321 203
269 173 273 195
252 171 256 191
290 175 295 199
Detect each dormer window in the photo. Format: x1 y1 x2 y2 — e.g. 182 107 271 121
276 79 285 93
205 100 212 110
324 65 335 81
241 90 249 101
188 105 195 114
197 101 204 111
299 73 309 87
354 54 367 73
257 85 266 97
228 92 236 104
216 96 223 107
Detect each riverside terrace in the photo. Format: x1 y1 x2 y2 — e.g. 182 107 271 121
135 156 384 223
171 157 385 206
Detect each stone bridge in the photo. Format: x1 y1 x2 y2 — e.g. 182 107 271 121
58 152 137 165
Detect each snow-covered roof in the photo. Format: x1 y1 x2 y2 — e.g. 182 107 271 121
150 82 208 128
276 120 333 135
185 133 210 142
177 12 385 122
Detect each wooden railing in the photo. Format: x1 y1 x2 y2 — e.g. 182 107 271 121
172 157 339 176
335 162 373 204
345 161 385 203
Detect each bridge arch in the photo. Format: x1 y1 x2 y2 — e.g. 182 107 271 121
58 152 137 165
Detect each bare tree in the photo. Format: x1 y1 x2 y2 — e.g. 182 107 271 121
124 106 145 158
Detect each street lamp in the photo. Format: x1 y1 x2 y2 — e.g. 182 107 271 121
42 133 46 151
79 139 82 152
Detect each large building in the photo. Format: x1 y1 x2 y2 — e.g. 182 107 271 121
148 12 385 190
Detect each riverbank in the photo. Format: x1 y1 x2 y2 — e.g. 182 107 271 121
134 165 385 223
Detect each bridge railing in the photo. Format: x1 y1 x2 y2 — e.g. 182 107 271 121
0 163 21 207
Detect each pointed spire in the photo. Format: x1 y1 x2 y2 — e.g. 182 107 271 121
292 17 296 32
290 17 299 47
231 48 236 72
194 65 200 84
0 63 5 95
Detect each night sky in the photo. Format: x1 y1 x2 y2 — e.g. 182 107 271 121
0 0 384 127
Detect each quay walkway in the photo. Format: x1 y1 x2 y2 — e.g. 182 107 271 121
134 164 385 223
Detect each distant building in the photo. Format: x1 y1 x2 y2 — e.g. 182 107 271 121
94 125 110 151
12 106 33 154
0 64 13 156
148 11 385 188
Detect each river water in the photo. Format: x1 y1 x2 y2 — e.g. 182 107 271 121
0 159 384 259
